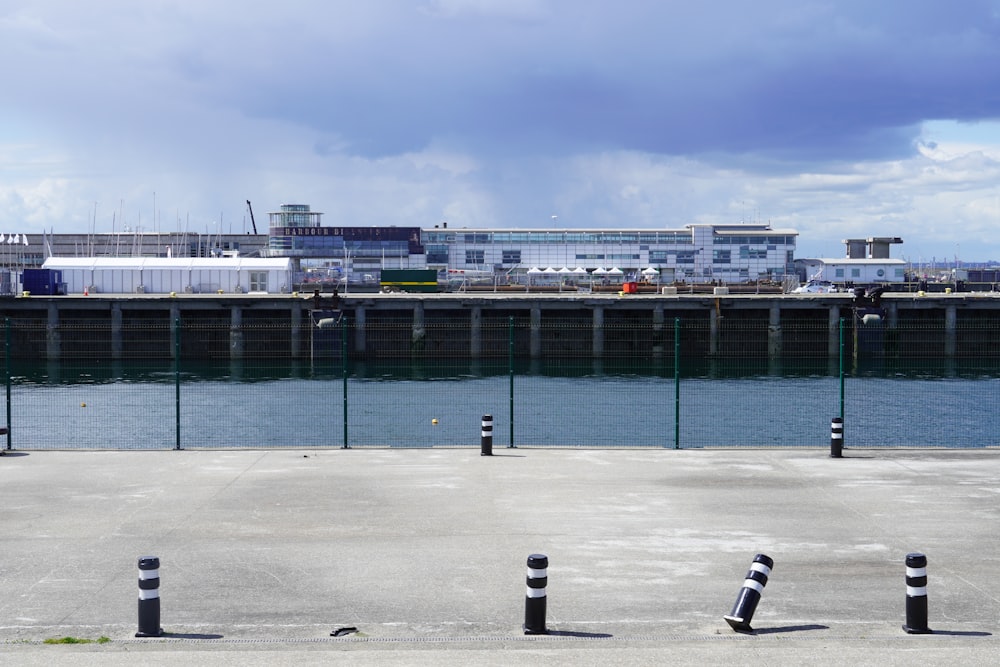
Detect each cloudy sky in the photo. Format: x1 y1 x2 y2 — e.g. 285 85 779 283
3 0 1000 261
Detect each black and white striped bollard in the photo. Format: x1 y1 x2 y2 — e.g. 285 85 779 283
831 417 844 458
523 553 548 634
481 414 493 456
136 556 163 637
903 552 932 634
724 554 773 633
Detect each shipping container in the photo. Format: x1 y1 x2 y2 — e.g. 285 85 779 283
22 268 67 295
379 269 439 292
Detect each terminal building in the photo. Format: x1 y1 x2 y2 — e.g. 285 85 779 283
264 204 798 286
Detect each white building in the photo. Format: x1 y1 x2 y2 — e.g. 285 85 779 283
794 236 907 286
794 257 907 285
420 223 797 284
41 257 293 294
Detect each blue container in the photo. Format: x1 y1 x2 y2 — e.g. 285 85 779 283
22 268 66 295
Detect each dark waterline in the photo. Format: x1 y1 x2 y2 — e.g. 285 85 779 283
12 356 1000 384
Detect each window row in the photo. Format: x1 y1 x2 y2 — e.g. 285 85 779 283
423 232 698 244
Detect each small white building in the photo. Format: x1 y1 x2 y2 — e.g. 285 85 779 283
794 257 907 285
40 257 294 294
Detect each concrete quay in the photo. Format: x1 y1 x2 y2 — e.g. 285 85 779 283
5 290 1000 361
1 447 999 665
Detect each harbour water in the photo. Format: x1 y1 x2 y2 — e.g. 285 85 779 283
6 359 999 450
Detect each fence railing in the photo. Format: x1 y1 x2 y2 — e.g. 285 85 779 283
4 317 1000 450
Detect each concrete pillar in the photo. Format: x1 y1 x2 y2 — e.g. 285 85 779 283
886 301 898 330
651 304 664 357
290 299 302 359
530 305 542 359
412 302 426 352
709 306 719 356
230 306 244 359
45 302 60 361
470 306 482 358
111 302 124 359
170 303 180 359
828 305 841 358
592 306 604 358
945 304 957 358
767 303 782 359
354 306 366 355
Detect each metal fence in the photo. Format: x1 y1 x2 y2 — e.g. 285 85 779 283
3 317 999 450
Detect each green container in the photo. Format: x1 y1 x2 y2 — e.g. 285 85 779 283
379 269 439 292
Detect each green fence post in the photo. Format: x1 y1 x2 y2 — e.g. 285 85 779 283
839 317 845 422
342 315 349 449
509 315 515 448
674 317 680 449
4 317 11 451
174 318 181 451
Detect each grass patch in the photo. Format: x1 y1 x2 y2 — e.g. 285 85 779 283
43 636 111 645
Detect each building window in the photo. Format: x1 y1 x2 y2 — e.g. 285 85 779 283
649 250 670 263
713 250 731 264
426 244 449 264
675 251 695 264
249 271 268 292
465 250 485 265
502 250 521 264
835 269 845 277
739 246 768 259
851 268 861 278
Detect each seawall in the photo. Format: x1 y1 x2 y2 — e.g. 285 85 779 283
1 291 998 361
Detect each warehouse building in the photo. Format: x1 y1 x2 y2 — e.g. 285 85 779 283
40 257 293 295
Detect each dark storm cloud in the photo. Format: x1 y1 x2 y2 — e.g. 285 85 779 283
233 1 1000 162
10 1 998 162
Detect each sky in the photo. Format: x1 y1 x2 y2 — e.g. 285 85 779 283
2 0 1000 261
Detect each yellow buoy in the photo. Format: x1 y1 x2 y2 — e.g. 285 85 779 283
432 418 438 425
81 402 87 408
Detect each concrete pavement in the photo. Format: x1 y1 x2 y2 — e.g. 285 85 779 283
1 447 999 665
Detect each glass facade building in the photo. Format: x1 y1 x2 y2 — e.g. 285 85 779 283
263 204 797 284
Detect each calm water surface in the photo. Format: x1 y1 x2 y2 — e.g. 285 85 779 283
7 359 998 449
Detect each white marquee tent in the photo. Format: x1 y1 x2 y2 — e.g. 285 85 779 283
40 257 294 294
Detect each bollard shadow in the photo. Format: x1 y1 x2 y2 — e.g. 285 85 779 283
483 453 527 458
749 624 829 635
922 630 992 637
0 451 29 457
160 632 225 639
541 630 613 638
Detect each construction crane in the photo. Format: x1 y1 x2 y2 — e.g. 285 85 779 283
246 200 258 234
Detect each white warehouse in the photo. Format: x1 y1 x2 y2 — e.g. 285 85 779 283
794 257 907 285
41 257 294 295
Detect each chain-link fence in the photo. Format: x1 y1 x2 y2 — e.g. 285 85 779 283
3 316 999 450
